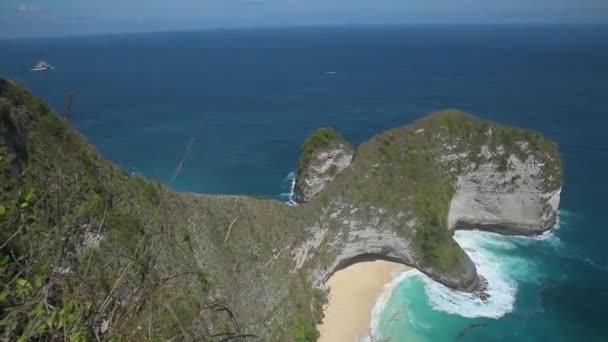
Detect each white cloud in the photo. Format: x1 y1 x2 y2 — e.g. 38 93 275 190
16 4 49 15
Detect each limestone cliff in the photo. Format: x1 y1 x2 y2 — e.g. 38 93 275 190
447 145 561 235
0 79 562 341
294 128 353 203
294 110 562 293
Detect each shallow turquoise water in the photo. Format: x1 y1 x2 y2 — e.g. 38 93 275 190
376 216 571 341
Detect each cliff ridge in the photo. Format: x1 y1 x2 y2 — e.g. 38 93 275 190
0 81 562 341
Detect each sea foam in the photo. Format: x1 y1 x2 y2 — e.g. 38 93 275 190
369 269 419 341
420 230 519 319
368 233 519 338
280 171 298 206
372 210 566 331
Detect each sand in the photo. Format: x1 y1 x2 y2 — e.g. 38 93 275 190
317 260 410 342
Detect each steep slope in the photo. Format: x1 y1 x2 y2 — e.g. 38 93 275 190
0 79 562 341
294 128 353 203
295 110 562 292
0 79 320 341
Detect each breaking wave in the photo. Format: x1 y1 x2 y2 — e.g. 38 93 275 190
420 230 520 319
370 269 418 338
280 171 298 206
372 210 567 338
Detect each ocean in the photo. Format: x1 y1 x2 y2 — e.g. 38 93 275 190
1 25 607 341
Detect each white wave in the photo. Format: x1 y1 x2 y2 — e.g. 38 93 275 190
555 208 577 220
420 211 568 318
369 269 419 340
515 230 562 250
511 210 565 248
367 209 571 340
420 230 518 319
554 210 564 230
280 171 298 206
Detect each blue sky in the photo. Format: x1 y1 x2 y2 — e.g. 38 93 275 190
1 0 608 37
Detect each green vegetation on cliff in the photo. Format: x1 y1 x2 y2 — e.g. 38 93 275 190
0 79 318 341
437 110 561 188
296 127 350 180
0 78 190 340
305 110 561 273
0 79 562 341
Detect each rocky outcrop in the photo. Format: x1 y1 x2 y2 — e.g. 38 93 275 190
442 126 562 236
1 79 562 342
294 128 353 203
448 154 561 235
305 202 478 292
295 110 562 299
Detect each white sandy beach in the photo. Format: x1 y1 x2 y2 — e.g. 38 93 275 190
317 260 410 342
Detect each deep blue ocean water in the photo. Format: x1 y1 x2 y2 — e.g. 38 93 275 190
1 25 607 341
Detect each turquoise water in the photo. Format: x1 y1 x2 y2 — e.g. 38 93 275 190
1 25 607 341
376 217 569 341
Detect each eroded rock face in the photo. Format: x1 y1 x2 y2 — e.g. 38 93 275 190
2 80 563 341
294 128 354 203
294 110 562 297
294 199 478 293
448 147 562 236
315 205 478 291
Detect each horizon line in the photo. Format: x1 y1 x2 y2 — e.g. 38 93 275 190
2 21 607 41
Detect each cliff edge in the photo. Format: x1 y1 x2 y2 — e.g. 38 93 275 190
294 128 353 203
0 79 561 341
293 110 561 292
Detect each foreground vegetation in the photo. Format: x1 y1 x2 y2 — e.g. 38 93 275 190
0 79 321 341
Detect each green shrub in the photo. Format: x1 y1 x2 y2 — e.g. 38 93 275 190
297 127 349 178
291 316 319 342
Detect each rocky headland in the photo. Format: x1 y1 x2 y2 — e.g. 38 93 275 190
0 78 561 341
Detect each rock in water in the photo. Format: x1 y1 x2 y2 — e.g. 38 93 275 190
294 127 353 203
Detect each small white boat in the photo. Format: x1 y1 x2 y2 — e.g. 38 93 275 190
31 60 54 71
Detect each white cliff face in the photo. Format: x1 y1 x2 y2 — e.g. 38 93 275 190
295 145 353 203
292 198 478 291
291 201 415 283
448 149 561 235
293 112 563 296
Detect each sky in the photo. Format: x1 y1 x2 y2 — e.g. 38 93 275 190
1 0 608 38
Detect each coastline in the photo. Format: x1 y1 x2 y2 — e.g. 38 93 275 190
317 260 410 342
